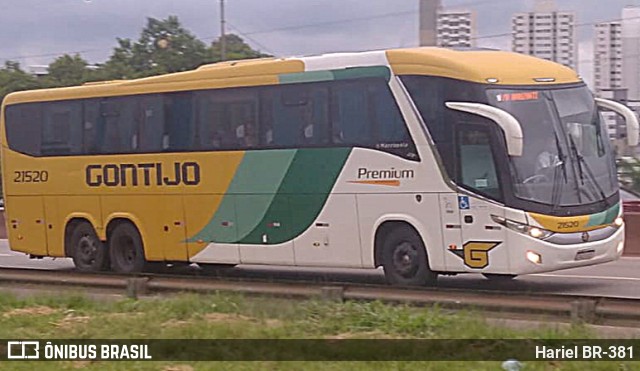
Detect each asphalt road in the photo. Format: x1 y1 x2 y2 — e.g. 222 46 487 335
1 240 639 299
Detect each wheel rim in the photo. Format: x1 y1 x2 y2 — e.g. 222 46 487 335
115 234 136 270
77 235 98 267
392 241 420 278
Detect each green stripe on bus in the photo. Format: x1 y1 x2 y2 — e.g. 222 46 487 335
279 71 333 84
586 203 620 227
278 66 390 85
238 147 351 245
188 150 296 243
331 66 391 81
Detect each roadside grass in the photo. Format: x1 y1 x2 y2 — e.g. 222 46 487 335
0 292 637 370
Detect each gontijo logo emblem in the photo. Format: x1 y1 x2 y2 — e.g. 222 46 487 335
349 167 414 187
449 241 501 269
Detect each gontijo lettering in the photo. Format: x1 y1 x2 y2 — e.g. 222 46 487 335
86 162 200 187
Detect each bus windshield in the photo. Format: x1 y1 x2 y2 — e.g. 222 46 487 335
487 86 617 207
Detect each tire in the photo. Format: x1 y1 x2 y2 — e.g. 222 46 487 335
483 273 517 281
108 223 147 274
381 225 437 286
69 222 109 272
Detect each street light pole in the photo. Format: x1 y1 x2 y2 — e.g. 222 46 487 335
220 0 226 61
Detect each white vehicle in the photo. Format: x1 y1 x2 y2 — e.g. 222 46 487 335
2 47 637 285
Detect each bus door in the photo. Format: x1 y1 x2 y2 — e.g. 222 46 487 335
454 124 509 273
439 193 463 271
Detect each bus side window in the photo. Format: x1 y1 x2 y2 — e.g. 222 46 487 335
368 80 418 160
266 84 329 148
5 103 43 156
331 81 372 146
83 100 100 154
98 97 138 154
456 124 502 200
138 94 165 152
41 101 83 156
164 92 195 151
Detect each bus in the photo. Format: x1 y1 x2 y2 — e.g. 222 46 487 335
2 47 638 286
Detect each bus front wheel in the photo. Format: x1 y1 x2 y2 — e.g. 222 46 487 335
381 225 437 286
69 221 109 272
108 223 147 274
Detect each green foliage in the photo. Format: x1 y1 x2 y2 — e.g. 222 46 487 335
0 15 268 101
209 33 271 62
97 16 270 80
0 292 633 371
0 61 41 103
101 16 209 79
43 54 91 87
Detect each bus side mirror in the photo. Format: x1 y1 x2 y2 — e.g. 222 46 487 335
595 98 639 147
445 102 523 157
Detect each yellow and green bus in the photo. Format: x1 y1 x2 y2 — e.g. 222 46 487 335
2 47 638 285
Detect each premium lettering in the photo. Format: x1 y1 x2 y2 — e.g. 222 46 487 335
86 162 200 187
357 167 414 180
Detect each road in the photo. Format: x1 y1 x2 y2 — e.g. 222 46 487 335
1 240 639 299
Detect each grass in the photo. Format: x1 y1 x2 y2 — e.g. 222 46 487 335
0 291 637 370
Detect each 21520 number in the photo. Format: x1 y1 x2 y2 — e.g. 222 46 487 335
13 170 49 183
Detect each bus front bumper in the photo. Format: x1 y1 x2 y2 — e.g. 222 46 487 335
507 224 625 275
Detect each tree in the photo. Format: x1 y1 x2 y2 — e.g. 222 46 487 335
101 16 208 79
95 38 137 80
208 34 271 62
44 54 92 87
0 61 41 103
99 16 270 79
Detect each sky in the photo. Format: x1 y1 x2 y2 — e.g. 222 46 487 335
1 0 640 87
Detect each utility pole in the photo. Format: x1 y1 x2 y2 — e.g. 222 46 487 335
220 0 226 61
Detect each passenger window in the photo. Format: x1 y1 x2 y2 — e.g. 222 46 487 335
368 80 417 159
457 125 502 200
264 84 329 147
83 99 100 154
196 89 257 150
138 94 165 152
164 92 195 151
332 81 372 145
42 101 83 155
5 103 42 156
98 97 139 154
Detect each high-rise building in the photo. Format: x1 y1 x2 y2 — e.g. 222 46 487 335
419 0 442 46
622 6 640 101
594 22 623 96
437 10 476 48
511 0 577 69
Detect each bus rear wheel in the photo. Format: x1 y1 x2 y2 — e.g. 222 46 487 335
381 225 437 286
69 222 108 272
109 223 147 274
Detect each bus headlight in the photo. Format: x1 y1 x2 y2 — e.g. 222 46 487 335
491 215 554 240
526 251 542 264
613 217 624 228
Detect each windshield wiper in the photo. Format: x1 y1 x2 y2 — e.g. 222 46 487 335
567 135 607 204
551 131 569 209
